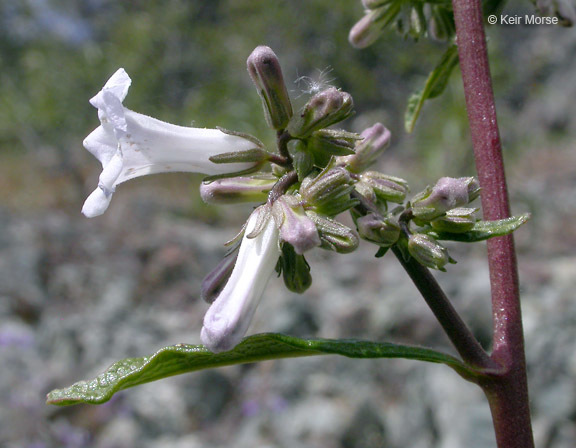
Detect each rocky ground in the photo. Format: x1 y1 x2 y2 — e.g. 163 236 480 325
1 138 576 448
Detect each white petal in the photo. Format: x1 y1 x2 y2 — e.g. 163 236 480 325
89 68 131 109
100 90 128 136
114 110 256 184
83 125 117 166
82 187 113 217
201 208 280 352
98 152 123 191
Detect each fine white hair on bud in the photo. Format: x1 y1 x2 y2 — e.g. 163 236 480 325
201 206 280 353
294 66 335 96
82 68 259 217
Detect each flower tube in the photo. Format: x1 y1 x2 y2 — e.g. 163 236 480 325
82 68 259 217
201 206 280 353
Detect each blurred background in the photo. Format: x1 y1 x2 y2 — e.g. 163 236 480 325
1 1 575 447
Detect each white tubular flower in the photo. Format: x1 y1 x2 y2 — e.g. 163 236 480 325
201 206 280 353
82 68 258 217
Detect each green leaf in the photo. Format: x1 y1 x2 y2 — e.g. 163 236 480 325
47 333 474 406
431 213 530 242
405 44 459 133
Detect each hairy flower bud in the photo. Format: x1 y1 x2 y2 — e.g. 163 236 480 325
287 88 354 138
247 46 293 130
272 195 321 254
300 167 358 216
308 212 359 254
349 8 387 49
200 176 277 204
408 233 454 271
430 207 478 233
360 171 409 204
337 123 391 173
356 213 401 247
362 0 388 8
411 177 480 223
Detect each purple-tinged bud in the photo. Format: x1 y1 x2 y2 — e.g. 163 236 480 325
300 167 358 217
356 213 401 247
287 87 354 138
272 195 321 254
411 177 480 223
247 46 293 130
200 176 276 204
349 9 386 49
308 212 359 254
362 0 388 8
336 123 391 173
201 253 238 303
407 233 454 272
361 171 409 204
430 207 478 233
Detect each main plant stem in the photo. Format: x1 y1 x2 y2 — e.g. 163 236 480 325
451 0 534 446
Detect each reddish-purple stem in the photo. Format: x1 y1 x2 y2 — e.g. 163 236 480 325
451 0 534 446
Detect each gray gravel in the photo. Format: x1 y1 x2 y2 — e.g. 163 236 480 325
1 195 576 447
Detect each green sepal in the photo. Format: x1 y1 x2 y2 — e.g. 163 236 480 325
277 243 313 293
405 44 459 133
209 148 271 164
216 126 265 149
202 164 263 182
47 333 476 406
289 140 314 181
429 213 530 242
374 246 389 258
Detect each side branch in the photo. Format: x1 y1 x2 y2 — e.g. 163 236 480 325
391 246 494 370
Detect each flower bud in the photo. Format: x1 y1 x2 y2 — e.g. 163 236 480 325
363 0 388 8
278 243 313 293
200 176 277 204
272 195 321 254
308 212 359 254
356 213 401 247
287 87 354 138
411 177 480 222
201 253 238 303
360 171 409 204
408 233 454 271
247 46 293 130
336 123 391 173
349 8 387 49
430 207 478 233
300 167 358 217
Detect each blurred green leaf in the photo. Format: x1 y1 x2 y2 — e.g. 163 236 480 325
47 333 474 406
405 44 459 133
430 213 530 242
